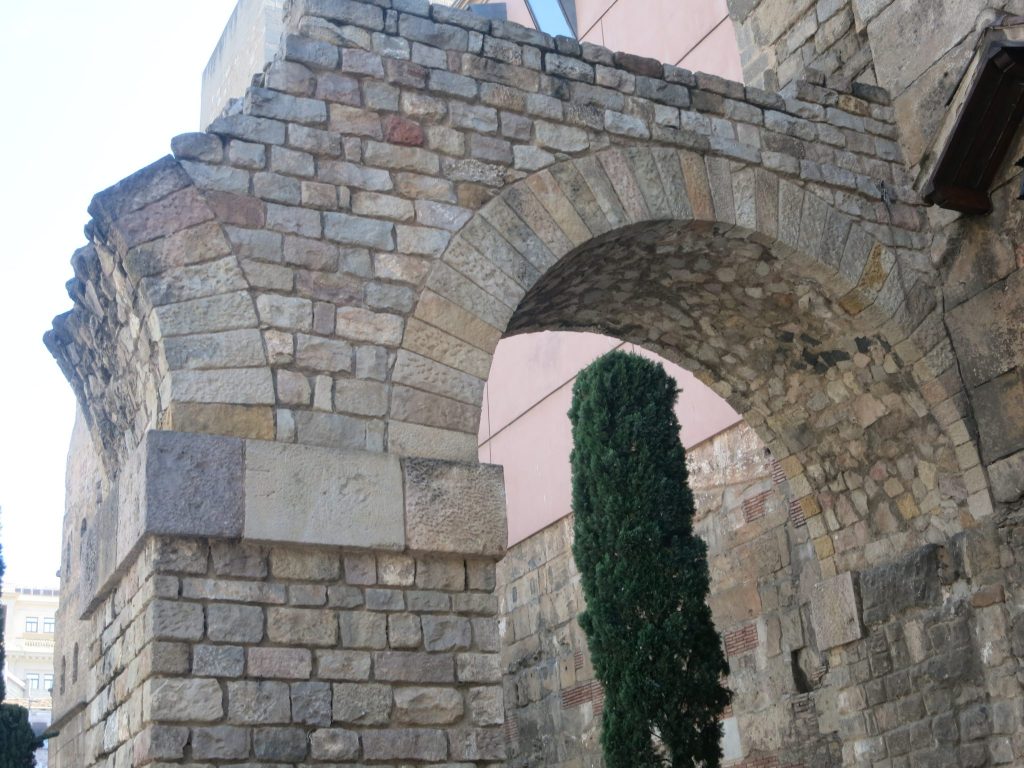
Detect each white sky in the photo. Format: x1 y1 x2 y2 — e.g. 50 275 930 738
0 1 239 589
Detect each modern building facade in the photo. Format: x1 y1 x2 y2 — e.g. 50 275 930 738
2 586 58 768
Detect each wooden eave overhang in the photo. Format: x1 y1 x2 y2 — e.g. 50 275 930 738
922 19 1024 214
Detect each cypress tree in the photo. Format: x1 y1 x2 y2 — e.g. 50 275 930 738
569 351 731 768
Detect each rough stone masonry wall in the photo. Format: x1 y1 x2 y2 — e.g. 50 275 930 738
54 536 505 767
497 421 840 768
42 0 1024 765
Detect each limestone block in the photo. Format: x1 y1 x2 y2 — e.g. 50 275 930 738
270 548 340 581
946 270 1024 389
247 647 313 679
362 727 448 761
457 652 502 683
450 727 506 760
810 571 863 650
394 686 464 724
145 678 223 722
148 600 204 641
403 458 506 556
244 441 404 549
192 644 245 677
374 651 454 683
973 370 1024 463
339 610 388 649
253 726 308 761
862 544 948 627
332 682 392 724
291 681 333 726
228 680 292 724
468 686 504 726
422 615 471 651
267 607 339 646
191 726 250 760
310 728 360 760
387 613 423 649
134 725 189 762
989 450 1024 503
317 649 372 680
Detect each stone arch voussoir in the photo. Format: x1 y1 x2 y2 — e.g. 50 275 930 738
401 145 988 574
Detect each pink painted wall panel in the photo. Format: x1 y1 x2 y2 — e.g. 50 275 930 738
481 332 742 545
678 17 744 81
481 332 620 437
485 385 577 546
579 0 732 70
574 0 616 38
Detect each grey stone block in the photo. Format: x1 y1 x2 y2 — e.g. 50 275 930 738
146 430 245 538
860 545 945 626
243 441 404 549
403 459 507 556
809 571 863 650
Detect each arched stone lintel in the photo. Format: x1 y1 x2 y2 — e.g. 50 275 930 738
401 146 919 442
398 145 992 548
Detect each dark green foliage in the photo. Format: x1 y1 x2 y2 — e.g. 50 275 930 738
0 706 41 768
569 351 731 768
0 530 42 768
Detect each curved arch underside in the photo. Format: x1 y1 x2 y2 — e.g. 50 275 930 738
505 219 965 573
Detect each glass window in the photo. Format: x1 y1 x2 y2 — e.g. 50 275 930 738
43 675 54 691
525 0 575 38
25 617 38 633
42 617 55 633
26 674 39 690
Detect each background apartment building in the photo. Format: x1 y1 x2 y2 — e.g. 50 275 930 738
2 586 58 768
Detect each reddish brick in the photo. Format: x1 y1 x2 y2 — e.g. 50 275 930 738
383 115 425 147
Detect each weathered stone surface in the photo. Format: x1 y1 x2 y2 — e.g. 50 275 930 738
989 450 1024 503
809 571 863 650
421 615 471 651
247 647 313 679
332 682 392 724
244 440 404 548
317 649 372 680
310 727 360 760
403 459 506 556
339 610 388 649
191 726 250 760
394 686 464 724
973 369 1024 463
362 727 448 761
207 603 265 643
143 430 244 539
192 644 245 677
291 681 332 725
253 726 308 761
946 270 1024 388
145 678 223 722
860 545 944 626
228 680 292 724
267 606 339 646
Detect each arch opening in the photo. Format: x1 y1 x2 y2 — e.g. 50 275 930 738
479 216 973 767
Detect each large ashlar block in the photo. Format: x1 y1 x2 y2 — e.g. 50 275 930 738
403 458 507 556
810 571 864 650
244 441 405 549
89 429 507 612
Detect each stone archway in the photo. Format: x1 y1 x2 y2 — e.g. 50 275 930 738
43 1 1020 766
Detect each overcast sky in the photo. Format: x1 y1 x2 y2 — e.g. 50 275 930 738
0 1 239 589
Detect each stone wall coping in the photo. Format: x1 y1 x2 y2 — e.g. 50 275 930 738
82 428 507 618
